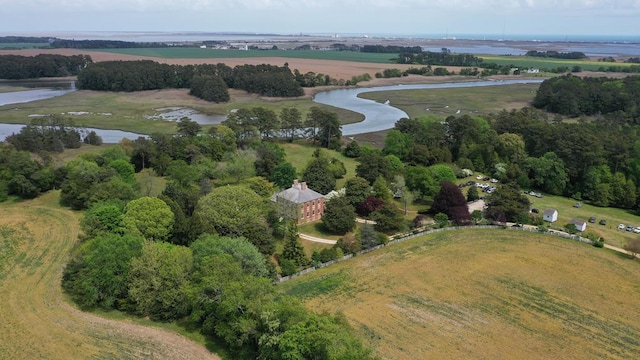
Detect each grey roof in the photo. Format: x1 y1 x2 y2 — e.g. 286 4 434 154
272 182 324 204
569 218 586 226
543 208 557 216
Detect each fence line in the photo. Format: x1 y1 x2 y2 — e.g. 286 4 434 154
277 225 595 283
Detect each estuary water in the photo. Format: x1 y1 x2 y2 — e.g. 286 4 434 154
313 79 544 136
1 78 544 142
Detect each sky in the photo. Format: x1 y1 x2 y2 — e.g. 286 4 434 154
1 0 639 39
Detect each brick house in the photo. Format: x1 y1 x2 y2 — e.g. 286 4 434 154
272 179 325 224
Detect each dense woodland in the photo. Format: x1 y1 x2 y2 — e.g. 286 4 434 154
0 54 92 79
76 60 305 99
361 45 423 53
533 74 640 119
395 50 484 67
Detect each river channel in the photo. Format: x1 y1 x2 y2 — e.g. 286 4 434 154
0 78 543 142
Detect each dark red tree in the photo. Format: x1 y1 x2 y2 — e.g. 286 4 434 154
430 181 471 225
357 196 385 217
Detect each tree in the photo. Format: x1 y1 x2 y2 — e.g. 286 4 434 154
343 140 361 158
127 241 193 321
255 143 285 179
356 151 391 184
430 181 469 218
281 223 308 267
280 107 303 142
123 197 175 242
485 184 531 222
372 176 393 203
80 202 125 238
524 152 568 195
434 213 449 228
344 176 370 207
302 152 335 195
272 162 297 189
176 117 202 138
253 107 280 140
322 196 356 234
195 185 273 253
372 203 404 233
467 185 480 202
62 233 143 310
357 196 385 217
623 239 640 259
191 234 269 278
224 150 256 183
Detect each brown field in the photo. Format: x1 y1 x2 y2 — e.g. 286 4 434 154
0 191 219 360
0 48 423 80
278 229 640 360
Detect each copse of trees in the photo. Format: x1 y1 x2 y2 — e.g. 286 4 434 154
50 39 169 49
5 116 98 153
0 54 92 79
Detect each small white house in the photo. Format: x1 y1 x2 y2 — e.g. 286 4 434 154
543 208 558 223
569 218 587 232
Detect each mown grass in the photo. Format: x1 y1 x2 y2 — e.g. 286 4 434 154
278 229 640 360
359 83 540 118
95 48 399 63
480 55 636 72
526 192 640 248
0 88 362 135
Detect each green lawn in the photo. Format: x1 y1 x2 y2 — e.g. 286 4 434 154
94 48 399 63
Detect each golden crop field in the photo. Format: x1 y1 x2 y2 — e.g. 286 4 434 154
0 191 218 360
279 229 640 360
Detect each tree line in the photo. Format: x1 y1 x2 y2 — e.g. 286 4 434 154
361 45 423 53
0 54 92 79
395 51 484 67
49 39 170 49
525 50 587 59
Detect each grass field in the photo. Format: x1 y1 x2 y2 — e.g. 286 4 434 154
359 83 540 118
94 48 399 64
0 88 362 135
281 142 358 189
481 55 636 72
0 191 219 360
278 229 640 360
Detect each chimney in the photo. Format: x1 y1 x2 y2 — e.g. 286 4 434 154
293 179 299 188
301 182 307 190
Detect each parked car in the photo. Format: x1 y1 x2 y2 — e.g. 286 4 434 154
618 223 625 230
531 208 539 214
599 219 607 225
634 227 640 234
626 225 634 232
588 216 596 223
574 202 582 208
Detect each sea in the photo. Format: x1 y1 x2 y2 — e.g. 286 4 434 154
12 31 640 56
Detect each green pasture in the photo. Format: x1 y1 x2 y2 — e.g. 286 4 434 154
359 83 540 118
480 55 635 71
94 48 398 63
0 88 363 136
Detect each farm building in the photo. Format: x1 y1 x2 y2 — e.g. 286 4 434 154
568 218 587 232
272 179 325 224
543 208 559 223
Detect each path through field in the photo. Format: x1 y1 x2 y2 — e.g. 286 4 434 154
0 192 219 360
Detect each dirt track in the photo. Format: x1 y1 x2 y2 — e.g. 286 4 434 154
0 192 219 360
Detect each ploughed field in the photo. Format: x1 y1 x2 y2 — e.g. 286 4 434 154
278 229 640 360
0 191 219 360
